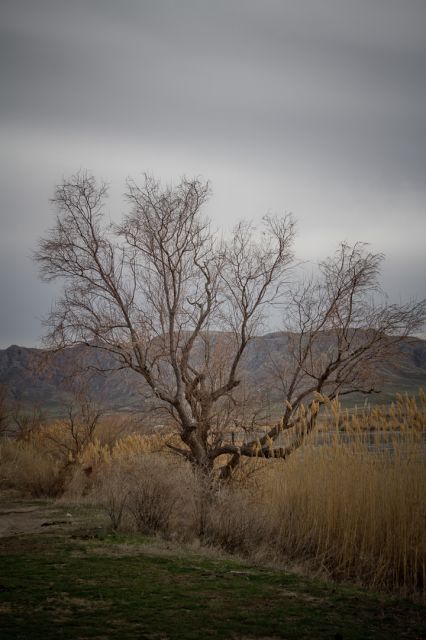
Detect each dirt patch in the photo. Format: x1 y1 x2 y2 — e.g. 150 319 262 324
87 542 150 557
44 595 112 610
86 537 201 558
276 589 325 604
0 491 85 539
0 504 74 538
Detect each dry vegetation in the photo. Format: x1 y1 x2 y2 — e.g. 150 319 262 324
1 391 425 600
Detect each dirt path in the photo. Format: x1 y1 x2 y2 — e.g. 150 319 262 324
0 491 87 538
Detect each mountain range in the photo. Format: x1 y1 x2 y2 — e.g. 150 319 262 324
1 334 425 415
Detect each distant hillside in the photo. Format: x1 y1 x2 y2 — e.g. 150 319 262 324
0 334 425 414
0 344 146 413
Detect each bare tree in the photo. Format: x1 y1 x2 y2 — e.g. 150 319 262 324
35 173 425 477
35 171 295 474
44 386 103 464
9 400 46 441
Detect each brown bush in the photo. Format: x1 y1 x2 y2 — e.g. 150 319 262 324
0 438 63 497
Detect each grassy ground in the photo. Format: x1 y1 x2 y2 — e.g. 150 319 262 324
0 500 425 640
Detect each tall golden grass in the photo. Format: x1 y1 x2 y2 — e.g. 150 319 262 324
250 392 425 596
0 391 425 598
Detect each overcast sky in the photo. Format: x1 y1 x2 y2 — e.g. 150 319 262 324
1 0 425 347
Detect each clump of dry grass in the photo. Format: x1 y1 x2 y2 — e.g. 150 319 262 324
262 439 425 594
0 437 64 497
0 420 177 498
246 392 426 596
94 451 196 536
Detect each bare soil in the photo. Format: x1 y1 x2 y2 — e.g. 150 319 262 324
0 490 89 538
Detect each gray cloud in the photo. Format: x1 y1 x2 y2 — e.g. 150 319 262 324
1 0 425 346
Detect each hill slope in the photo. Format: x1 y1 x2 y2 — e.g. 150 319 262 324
0 334 425 413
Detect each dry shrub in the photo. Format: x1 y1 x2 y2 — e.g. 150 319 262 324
63 439 112 498
0 420 178 500
111 431 174 459
91 431 194 534
92 413 147 447
96 453 194 536
99 463 132 530
126 456 179 533
0 437 63 497
201 483 268 553
61 431 178 499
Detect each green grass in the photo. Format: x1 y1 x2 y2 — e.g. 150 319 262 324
0 528 425 639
